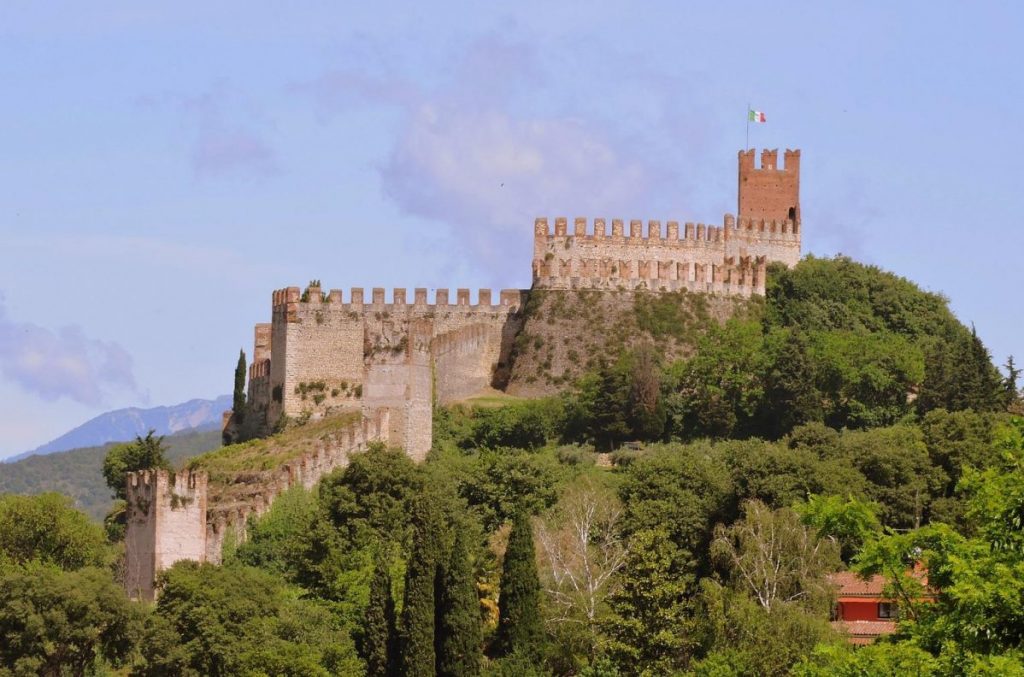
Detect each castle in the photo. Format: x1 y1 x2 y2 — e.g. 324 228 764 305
125 148 801 599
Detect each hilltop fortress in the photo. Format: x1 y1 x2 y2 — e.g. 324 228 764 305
125 148 801 598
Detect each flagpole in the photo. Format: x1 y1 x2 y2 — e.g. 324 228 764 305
745 102 750 150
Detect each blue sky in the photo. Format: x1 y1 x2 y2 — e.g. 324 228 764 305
1 2 1021 458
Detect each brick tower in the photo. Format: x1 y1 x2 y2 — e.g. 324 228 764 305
737 148 800 226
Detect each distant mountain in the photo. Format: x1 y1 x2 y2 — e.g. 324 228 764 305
6 395 232 463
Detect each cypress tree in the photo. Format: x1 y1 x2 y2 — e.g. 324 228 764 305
365 553 399 676
437 528 482 677
400 495 444 677
494 511 544 661
233 348 247 421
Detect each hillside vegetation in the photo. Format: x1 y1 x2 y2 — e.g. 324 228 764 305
0 429 221 521
2 255 1023 675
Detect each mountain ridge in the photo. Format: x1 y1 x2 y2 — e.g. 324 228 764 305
5 395 231 463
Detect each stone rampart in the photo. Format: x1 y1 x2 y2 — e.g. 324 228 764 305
254 285 526 425
205 408 390 562
125 409 389 600
532 216 773 296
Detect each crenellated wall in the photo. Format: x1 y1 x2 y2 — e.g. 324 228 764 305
529 148 800 293
530 215 776 296
141 146 805 601
250 285 526 427
125 409 390 600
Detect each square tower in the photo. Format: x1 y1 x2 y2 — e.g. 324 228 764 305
738 148 800 225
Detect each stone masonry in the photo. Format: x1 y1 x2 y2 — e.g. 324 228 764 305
127 148 801 598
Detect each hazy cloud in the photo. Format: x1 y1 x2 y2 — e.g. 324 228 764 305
0 298 141 406
140 81 279 178
382 104 650 273
296 34 711 281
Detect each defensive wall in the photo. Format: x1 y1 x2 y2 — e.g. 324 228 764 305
131 147 803 599
125 409 389 600
246 285 527 439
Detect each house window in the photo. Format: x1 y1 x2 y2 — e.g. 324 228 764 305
878 602 897 619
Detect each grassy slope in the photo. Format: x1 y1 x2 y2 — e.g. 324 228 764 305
188 412 362 506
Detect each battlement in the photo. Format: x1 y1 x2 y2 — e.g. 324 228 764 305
271 286 525 318
533 215 800 243
738 148 801 172
248 359 270 380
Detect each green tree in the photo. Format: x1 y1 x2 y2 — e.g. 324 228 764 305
710 501 839 614
494 511 544 662
602 529 695 674
437 529 482 677
754 328 822 439
0 562 143 676
399 493 445 677
794 494 881 563
664 319 767 440
299 445 422 598
587 360 632 450
460 449 562 532
627 344 667 441
102 430 171 501
697 581 837 677
1004 356 1021 408
918 328 1005 415
617 446 735 577
233 348 247 420
807 329 923 430
0 493 109 570
363 552 398 677
139 561 360 676
791 641 938 676
233 485 317 577
837 425 944 529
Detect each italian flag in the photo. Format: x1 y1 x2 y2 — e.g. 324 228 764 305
748 109 766 123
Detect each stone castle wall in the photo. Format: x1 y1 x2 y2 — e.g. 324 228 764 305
250 286 526 427
531 215 775 296
126 410 389 600
132 146 805 600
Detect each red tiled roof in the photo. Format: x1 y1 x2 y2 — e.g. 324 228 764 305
833 620 897 645
830 571 887 596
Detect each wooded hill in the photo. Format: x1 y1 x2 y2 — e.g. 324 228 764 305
1 255 1022 676
0 428 221 521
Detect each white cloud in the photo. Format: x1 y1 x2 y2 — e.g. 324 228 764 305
0 298 141 406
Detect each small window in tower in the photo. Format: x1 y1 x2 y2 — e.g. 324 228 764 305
788 207 796 220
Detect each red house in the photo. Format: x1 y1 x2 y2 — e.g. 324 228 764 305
829 572 901 645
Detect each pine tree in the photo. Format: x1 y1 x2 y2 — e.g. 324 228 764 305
365 553 399 677
1004 356 1021 408
494 511 544 661
233 348 247 421
437 528 482 677
400 495 444 677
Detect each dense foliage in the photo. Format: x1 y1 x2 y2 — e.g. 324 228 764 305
0 256 1021 675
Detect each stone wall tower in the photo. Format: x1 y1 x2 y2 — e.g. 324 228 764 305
738 148 800 225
